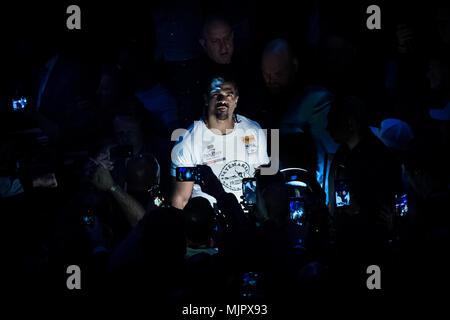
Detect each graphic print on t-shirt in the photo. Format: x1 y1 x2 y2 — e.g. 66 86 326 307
242 135 257 154
170 115 270 206
202 144 225 165
218 160 251 191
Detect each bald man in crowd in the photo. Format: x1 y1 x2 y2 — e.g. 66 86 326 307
248 39 339 203
199 15 235 65
191 15 255 119
163 14 253 125
261 39 299 96
245 39 303 129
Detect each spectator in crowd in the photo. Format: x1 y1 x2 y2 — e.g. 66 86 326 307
327 96 402 235
326 96 403 291
253 38 338 203
249 38 302 128
199 15 234 66
249 170 328 300
0 121 58 199
413 102 450 199
197 14 256 117
183 197 217 255
370 119 417 226
108 205 186 299
398 100 450 294
109 165 244 300
83 145 145 234
22 36 98 146
403 103 450 205
97 67 121 111
161 14 252 126
90 164 145 227
182 196 222 300
109 103 171 195
370 118 415 154
125 154 161 207
379 10 433 133
113 112 147 158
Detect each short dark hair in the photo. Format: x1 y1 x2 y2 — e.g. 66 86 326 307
203 76 240 123
204 76 239 97
328 96 368 134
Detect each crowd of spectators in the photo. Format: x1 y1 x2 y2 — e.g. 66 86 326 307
1 0 449 308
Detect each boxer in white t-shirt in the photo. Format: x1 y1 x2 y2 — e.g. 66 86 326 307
170 76 269 209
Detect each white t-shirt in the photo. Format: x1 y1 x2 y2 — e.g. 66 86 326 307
171 114 270 206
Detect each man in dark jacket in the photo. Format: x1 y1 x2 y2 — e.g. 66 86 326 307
326 96 402 292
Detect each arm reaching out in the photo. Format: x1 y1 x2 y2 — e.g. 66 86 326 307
91 166 145 226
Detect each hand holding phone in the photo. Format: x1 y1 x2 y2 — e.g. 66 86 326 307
335 180 351 207
12 97 28 111
242 178 257 207
196 165 226 199
395 193 408 217
176 167 201 182
290 197 305 226
81 209 95 227
149 185 166 207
